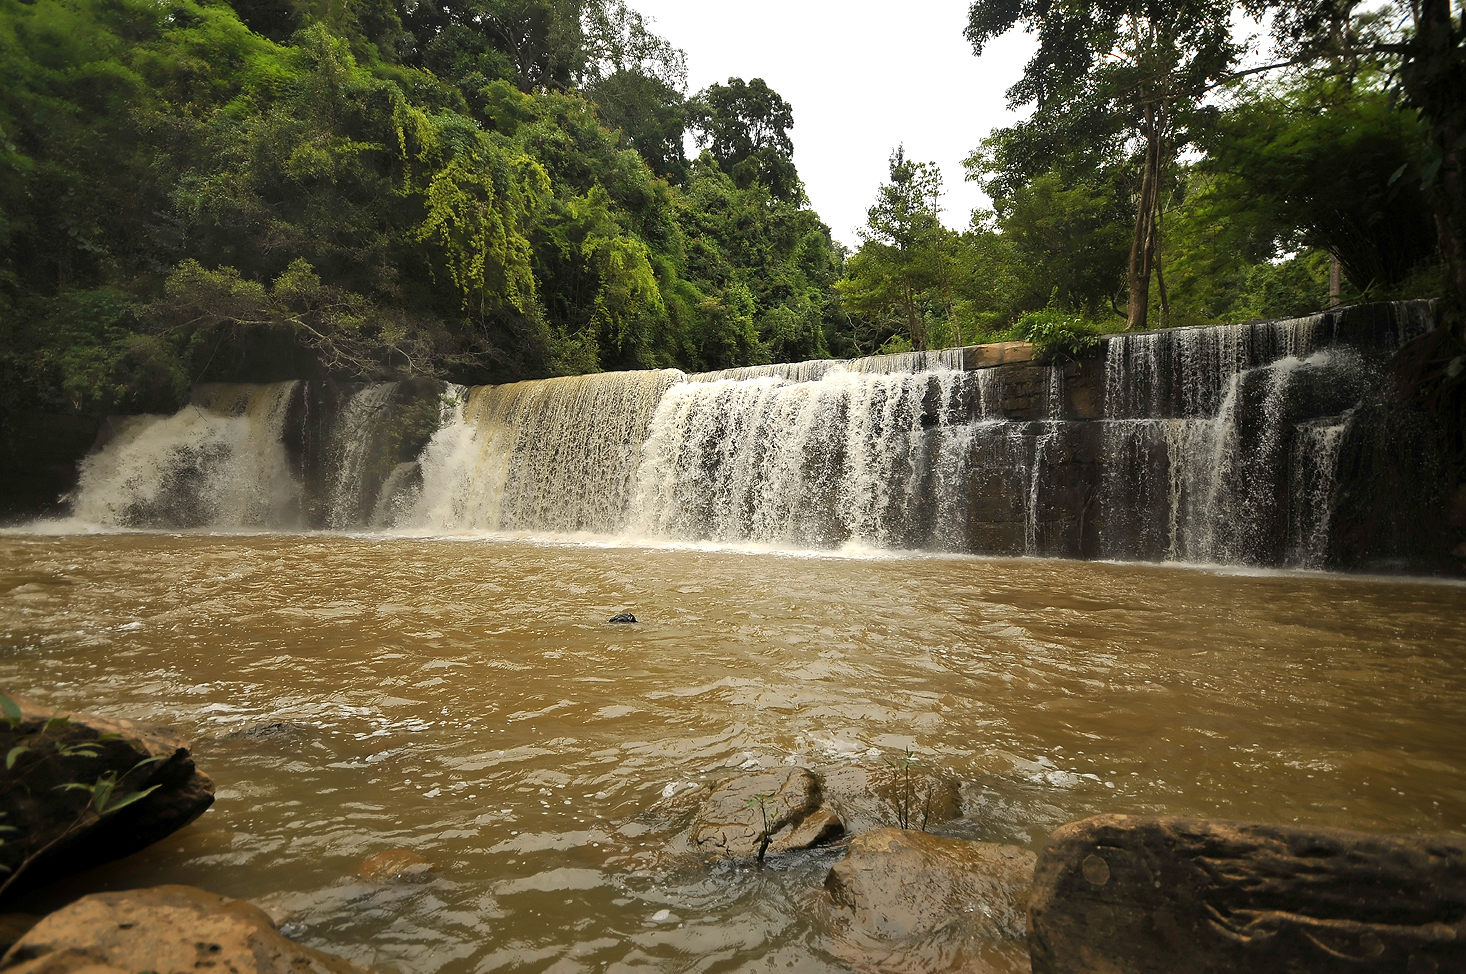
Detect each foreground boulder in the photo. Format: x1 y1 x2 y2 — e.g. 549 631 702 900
0 692 214 899
824 828 1035 973
687 767 843 858
1029 814 1466 973
0 886 369 974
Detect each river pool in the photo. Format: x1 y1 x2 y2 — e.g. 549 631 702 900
2 532 1463 972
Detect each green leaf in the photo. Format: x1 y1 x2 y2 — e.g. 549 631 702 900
89 773 117 812
97 783 161 815
5 745 30 770
0 694 22 729
56 743 102 759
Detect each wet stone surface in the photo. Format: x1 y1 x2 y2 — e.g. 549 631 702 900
1029 815 1466 974
823 827 1036 974
0 885 370 974
685 767 843 859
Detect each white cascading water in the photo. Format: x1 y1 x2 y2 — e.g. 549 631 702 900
60 302 1433 566
1098 314 1380 565
402 370 682 533
324 382 400 529
626 367 968 549
70 382 301 528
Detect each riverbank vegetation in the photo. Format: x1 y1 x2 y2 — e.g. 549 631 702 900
0 0 1458 420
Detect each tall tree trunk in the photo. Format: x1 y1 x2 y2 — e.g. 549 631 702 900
1408 0 1466 314
1126 106 1163 331
1329 253 1342 307
1152 200 1170 328
904 285 923 350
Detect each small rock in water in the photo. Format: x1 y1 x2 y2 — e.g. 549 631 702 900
608 612 637 623
358 849 435 884
821 763 963 834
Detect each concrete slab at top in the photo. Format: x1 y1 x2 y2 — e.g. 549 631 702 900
960 342 1035 370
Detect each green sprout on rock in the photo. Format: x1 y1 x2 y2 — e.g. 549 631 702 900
885 746 934 832
743 791 776 862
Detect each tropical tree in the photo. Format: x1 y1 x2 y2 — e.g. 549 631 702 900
838 147 955 350
966 0 1246 329
687 78 801 203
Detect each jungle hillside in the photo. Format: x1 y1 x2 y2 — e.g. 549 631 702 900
0 0 1460 421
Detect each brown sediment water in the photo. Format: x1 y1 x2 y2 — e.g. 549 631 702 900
2 531 1463 972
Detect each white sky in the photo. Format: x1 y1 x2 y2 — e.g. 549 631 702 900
629 1 1040 248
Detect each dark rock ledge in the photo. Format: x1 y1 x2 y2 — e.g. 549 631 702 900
1028 814 1466 974
0 692 214 899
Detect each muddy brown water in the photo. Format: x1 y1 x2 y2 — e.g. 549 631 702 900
2 532 1464 972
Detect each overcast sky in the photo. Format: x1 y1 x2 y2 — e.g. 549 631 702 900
628 1 1040 248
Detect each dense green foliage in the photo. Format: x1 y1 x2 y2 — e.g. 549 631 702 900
0 0 1456 423
0 0 847 419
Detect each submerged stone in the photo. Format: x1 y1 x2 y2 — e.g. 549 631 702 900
0 886 371 974
221 721 309 741
1028 814 1466 974
358 848 435 884
822 763 964 834
823 827 1035 973
608 612 637 623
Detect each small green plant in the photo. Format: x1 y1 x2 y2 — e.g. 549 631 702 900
885 747 934 832
743 791 776 862
1012 308 1100 365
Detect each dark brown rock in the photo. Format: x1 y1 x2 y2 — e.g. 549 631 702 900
0 885 370 974
0 692 214 900
1029 814 1466 974
824 827 1036 973
688 767 843 857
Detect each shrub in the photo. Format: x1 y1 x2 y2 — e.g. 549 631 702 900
1012 308 1099 364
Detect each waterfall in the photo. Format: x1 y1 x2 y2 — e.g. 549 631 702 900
625 366 968 549
70 383 302 529
58 302 1438 570
1099 325 1384 565
324 382 400 529
401 370 681 534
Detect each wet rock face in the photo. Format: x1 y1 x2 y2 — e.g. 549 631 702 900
688 767 843 858
1029 814 1466 974
0 693 214 900
822 763 963 835
823 828 1035 973
0 886 371 974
